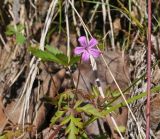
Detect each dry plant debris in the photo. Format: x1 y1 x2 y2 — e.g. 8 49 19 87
0 0 160 139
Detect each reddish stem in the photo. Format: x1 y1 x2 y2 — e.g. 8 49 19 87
48 125 63 139
146 0 152 139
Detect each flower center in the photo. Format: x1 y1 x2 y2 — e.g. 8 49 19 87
84 46 89 51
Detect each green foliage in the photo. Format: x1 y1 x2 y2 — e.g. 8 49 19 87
57 91 75 110
114 126 126 133
116 0 143 31
16 32 26 45
48 82 160 138
0 130 22 139
49 90 105 138
0 125 34 139
0 135 7 139
5 24 24 35
76 104 103 118
51 111 65 125
64 115 83 139
102 85 160 115
29 45 80 66
5 24 26 45
45 45 62 55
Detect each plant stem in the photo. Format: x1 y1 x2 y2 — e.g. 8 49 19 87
146 0 152 138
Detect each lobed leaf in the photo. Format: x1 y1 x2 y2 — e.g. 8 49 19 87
50 111 65 125
77 104 103 118
64 115 83 139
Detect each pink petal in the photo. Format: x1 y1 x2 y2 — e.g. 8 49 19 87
88 38 98 48
88 48 101 58
74 47 85 55
78 36 88 47
82 51 90 61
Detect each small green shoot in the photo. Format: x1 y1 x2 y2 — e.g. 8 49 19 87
5 24 26 45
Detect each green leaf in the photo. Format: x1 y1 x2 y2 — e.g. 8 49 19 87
111 90 120 97
69 56 80 65
58 91 75 109
73 100 83 109
77 104 103 118
0 135 7 139
16 24 24 32
67 122 78 139
50 111 65 125
45 45 69 65
65 115 83 139
71 117 83 129
5 24 16 36
61 116 71 125
103 85 160 115
29 46 79 66
29 47 69 66
92 86 100 97
29 47 62 63
45 45 62 55
55 53 68 65
79 132 88 139
5 24 24 36
114 126 126 133
83 116 97 128
16 33 26 45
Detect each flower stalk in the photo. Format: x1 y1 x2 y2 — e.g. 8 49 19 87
146 0 152 138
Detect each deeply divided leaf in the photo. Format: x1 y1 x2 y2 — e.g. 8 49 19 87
50 111 65 125
77 104 103 118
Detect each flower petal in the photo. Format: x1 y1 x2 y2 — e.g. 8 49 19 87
78 36 88 47
88 38 98 48
82 51 90 61
88 48 101 58
74 47 85 55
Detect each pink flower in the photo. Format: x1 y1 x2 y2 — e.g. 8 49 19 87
74 36 101 61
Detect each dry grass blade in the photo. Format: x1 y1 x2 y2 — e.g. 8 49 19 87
68 1 127 137
65 0 71 61
14 0 59 128
68 1 144 137
1 0 159 138
106 0 115 50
